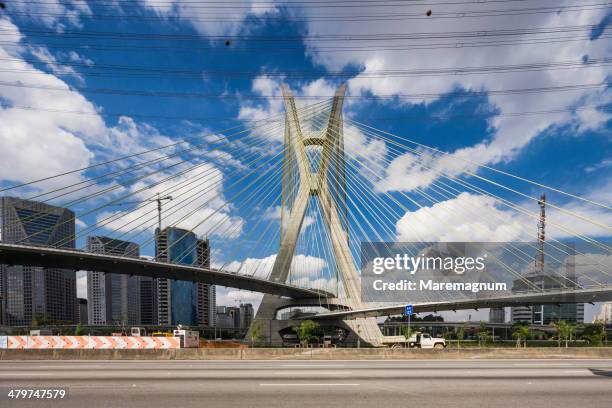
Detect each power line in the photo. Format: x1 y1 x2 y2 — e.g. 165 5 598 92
10 0 568 11
6 104 607 123
0 99 328 193
0 80 606 100
7 3 610 22
3 33 607 54
5 24 601 42
2 56 608 79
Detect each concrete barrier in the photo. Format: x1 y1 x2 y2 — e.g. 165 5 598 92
1 347 611 360
1 335 179 349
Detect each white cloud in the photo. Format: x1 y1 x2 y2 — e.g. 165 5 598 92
396 192 528 242
95 161 244 240
7 1 92 30
0 19 104 188
215 287 263 310
585 158 612 173
218 252 336 313
28 46 84 81
141 0 278 36
395 189 612 243
0 19 228 203
223 253 331 285
264 205 314 232
300 4 611 192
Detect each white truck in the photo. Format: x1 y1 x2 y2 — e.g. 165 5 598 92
383 332 446 349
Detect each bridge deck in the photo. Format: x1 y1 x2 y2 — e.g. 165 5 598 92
0 243 331 299
304 287 612 320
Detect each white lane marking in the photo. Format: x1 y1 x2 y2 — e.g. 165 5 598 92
260 383 360 387
563 370 591 374
0 373 53 376
280 364 347 368
274 371 352 375
38 365 102 369
512 363 577 367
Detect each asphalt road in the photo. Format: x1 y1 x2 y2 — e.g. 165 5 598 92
0 359 611 408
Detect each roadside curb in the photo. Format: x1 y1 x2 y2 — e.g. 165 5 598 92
2 347 611 360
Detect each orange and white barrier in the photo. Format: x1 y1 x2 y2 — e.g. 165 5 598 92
1 336 180 349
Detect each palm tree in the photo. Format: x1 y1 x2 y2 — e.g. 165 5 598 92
456 323 468 349
565 323 576 348
512 324 530 348
477 321 491 348
402 326 414 347
552 320 567 348
249 321 264 347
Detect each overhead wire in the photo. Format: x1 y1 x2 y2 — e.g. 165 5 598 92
7 3 611 23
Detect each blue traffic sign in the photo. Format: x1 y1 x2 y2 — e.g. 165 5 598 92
405 304 413 316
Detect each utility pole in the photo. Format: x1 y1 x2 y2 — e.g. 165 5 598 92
151 193 173 233
151 194 172 262
536 193 546 274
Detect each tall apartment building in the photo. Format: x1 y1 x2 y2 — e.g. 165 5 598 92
594 302 612 324
0 197 76 326
240 303 254 330
138 275 157 326
86 236 141 326
155 227 215 326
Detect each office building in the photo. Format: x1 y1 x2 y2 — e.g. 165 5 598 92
488 307 505 323
216 305 240 329
0 197 76 326
511 269 584 325
511 196 583 325
76 298 88 325
196 239 216 327
138 276 157 326
86 236 140 326
156 227 215 326
240 303 254 330
594 302 612 324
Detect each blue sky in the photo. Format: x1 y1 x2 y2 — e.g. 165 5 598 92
0 1 610 313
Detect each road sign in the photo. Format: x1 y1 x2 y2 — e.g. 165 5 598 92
405 304 413 316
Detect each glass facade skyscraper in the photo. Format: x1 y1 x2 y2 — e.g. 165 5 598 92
0 197 76 326
156 227 214 326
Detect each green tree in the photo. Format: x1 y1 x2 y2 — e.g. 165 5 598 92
512 324 530 348
293 320 320 347
477 321 491 347
74 323 84 336
402 326 415 346
249 321 264 346
552 320 576 348
456 323 468 349
581 322 606 346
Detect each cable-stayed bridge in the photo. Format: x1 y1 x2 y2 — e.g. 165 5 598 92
0 85 610 346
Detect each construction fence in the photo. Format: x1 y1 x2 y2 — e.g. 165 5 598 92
0 335 180 349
